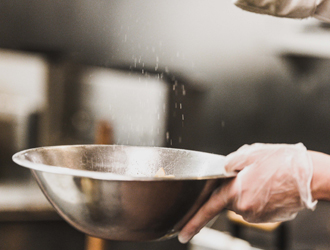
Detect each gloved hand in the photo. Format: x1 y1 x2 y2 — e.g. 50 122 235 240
233 0 330 22
178 143 317 244
223 143 317 222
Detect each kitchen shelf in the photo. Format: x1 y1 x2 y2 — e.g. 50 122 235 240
0 180 59 221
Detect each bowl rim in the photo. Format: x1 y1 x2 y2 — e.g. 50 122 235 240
12 144 234 181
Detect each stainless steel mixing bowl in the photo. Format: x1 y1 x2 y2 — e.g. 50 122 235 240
12 145 233 241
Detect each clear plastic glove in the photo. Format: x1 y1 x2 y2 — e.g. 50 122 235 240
224 143 317 222
178 143 317 244
233 0 330 22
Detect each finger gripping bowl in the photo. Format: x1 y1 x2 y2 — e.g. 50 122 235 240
12 145 232 241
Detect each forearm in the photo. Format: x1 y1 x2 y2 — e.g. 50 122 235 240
309 150 330 201
314 0 330 23
233 0 330 23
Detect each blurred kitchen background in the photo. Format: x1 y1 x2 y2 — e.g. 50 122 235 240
1 0 330 249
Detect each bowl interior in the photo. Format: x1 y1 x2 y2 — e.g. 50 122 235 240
13 145 229 180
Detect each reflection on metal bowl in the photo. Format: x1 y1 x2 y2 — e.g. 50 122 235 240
12 145 233 241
